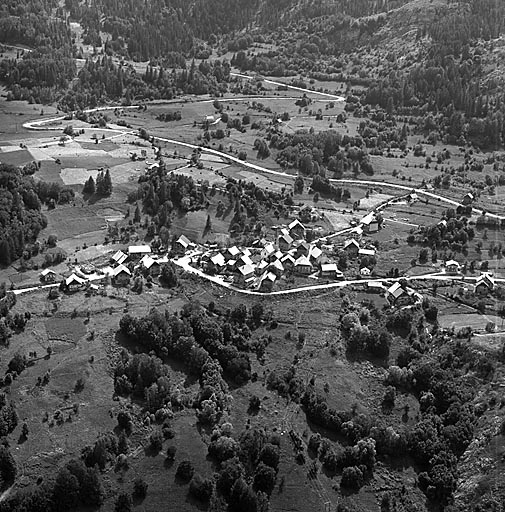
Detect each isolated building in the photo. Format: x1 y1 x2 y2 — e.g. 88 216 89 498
462 192 474 205
174 235 191 254
445 260 461 274
40 269 57 283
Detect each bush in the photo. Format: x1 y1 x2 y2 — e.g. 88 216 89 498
341 466 364 490
115 493 132 512
166 445 177 462
176 460 194 482
189 473 213 502
133 477 148 499
149 429 163 452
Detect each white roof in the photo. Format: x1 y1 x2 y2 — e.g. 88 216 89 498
279 232 293 244
102 266 115 277
177 235 191 247
438 219 447 227
112 250 127 264
128 245 151 255
464 192 474 199
289 219 305 231
270 259 284 271
240 254 254 267
211 253 226 266
281 254 295 264
140 255 158 269
295 255 312 267
361 213 377 225
261 272 277 283
239 264 256 276
310 246 322 260
227 246 240 257
351 226 364 235
263 243 275 255
476 273 495 287
344 239 360 249
242 248 252 257
40 269 56 276
446 260 460 267
359 248 376 257
367 281 384 288
321 263 339 272
257 260 268 270
387 282 405 298
65 273 86 286
113 264 132 277
360 267 371 276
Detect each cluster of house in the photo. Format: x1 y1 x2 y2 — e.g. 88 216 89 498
40 235 194 291
197 220 347 292
342 238 377 276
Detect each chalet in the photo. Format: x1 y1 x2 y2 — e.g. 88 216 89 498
238 254 254 268
203 115 215 124
242 248 252 258
111 250 127 265
386 282 413 306
140 255 160 275
278 232 294 251
407 192 419 203
40 269 57 283
236 264 256 284
437 219 448 229
64 273 86 291
360 267 371 277
174 235 191 254
462 192 474 205
350 226 363 240
474 273 495 296
361 213 379 233
344 239 360 257
261 243 276 260
210 253 226 271
128 245 151 258
268 259 284 277
225 246 241 261
113 264 132 285
259 272 277 292
256 260 269 275
281 254 296 269
227 260 237 271
320 263 343 279
294 255 313 275
296 241 311 258
288 219 306 240
445 260 461 274
309 246 322 263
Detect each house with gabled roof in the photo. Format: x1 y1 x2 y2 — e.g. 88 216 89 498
445 259 461 274
294 255 313 275
281 254 296 269
474 273 495 296
236 263 256 284
128 245 151 258
226 246 241 260
259 272 277 292
386 282 416 306
210 253 226 270
278 232 294 251
64 273 86 291
40 268 57 283
261 242 276 260
361 213 379 233
309 246 322 263
111 250 128 265
174 234 191 254
268 259 284 277
320 263 343 279
462 192 474 205
296 241 311 258
344 239 360 257
140 255 161 275
288 219 306 240
113 264 132 285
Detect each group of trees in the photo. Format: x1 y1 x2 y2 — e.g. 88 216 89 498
0 164 48 266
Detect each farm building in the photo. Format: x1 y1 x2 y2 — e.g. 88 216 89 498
294 255 313 275
309 246 322 263
320 263 343 279
268 259 284 277
113 265 132 285
128 245 151 258
174 235 191 254
259 272 277 292
474 273 495 296
359 248 376 258
462 192 474 205
278 232 294 251
40 269 57 283
361 213 379 233
344 239 360 257
445 260 461 274
288 219 306 240
111 250 128 265
226 246 241 260
367 281 385 293
64 273 86 291
140 255 160 275
236 264 256 284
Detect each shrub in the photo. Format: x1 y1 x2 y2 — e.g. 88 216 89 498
133 477 148 499
189 473 213 502
176 460 194 482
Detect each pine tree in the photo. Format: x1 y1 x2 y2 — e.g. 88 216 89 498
83 176 95 195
